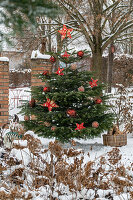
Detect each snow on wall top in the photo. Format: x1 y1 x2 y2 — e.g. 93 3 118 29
0 57 9 62
31 50 51 59
10 68 31 73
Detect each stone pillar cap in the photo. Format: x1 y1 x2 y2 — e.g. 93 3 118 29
31 50 51 60
0 57 9 62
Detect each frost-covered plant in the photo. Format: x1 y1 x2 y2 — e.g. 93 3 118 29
0 123 8 147
109 84 133 133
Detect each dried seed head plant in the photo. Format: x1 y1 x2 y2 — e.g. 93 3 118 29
109 84 133 134
0 138 133 199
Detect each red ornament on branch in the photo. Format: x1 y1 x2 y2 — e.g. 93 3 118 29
92 121 99 128
78 86 85 92
62 51 70 58
58 25 73 40
56 67 64 76
24 115 30 121
31 115 37 120
75 123 85 130
71 64 77 70
50 56 56 63
42 70 49 76
67 109 76 117
95 98 102 104
29 98 35 108
77 51 84 58
51 126 57 131
89 78 98 88
42 98 59 112
44 121 51 127
43 86 50 92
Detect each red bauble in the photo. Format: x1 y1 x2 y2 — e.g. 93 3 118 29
43 86 50 92
29 98 35 107
51 126 57 131
24 115 30 121
92 121 99 128
78 86 85 92
95 98 102 104
42 70 49 76
31 115 36 120
67 109 76 117
77 51 84 58
71 64 77 70
50 56 56 63
44 121 51 127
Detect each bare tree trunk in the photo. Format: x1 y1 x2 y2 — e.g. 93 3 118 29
129 37 133 55
107 44 114 93
92 49 103 82
56 32 63 71
48 19 51 52
91 0 103 82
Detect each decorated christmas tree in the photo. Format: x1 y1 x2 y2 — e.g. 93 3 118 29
20 25 114 142
20 62 114 142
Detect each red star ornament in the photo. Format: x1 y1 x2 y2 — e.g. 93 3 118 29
62 51 70 58
58 25 73 40
42 98 59 111
56 67 64 76
89 78 98 88
75 123 85 130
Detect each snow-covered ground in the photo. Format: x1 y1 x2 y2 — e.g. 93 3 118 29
1 129 133 200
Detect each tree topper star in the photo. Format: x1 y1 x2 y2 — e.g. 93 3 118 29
42 98 59 111
75 123 85 130
89 78 98 88
56 67 64 75
58 25 73 40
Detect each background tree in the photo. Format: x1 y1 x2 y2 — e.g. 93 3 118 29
55 0 133 80
0 0 61 50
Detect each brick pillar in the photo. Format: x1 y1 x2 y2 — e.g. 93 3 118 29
31 58 52 87
0 58 9 126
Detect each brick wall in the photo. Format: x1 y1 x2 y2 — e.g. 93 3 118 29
0 59 9 126
9 71 31 88
31 58 52 87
